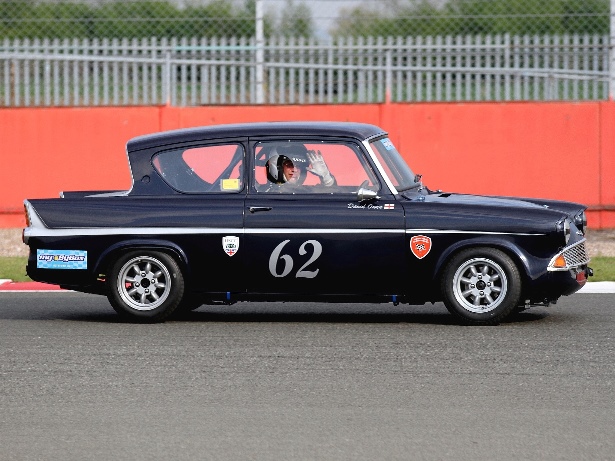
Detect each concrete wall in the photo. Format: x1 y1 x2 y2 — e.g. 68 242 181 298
1 101 613 228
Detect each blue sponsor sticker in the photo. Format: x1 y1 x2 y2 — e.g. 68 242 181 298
381 138 394 150
37 249 88 270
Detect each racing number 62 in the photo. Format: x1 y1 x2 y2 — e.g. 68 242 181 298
268 239 322 278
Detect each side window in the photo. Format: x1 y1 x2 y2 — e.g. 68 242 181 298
153 144 244 193
254 141 378 194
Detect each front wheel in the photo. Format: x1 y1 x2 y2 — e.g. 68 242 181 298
441 247 522 325
107 250 184 322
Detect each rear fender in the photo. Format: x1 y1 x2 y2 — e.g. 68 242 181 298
94 239 190 280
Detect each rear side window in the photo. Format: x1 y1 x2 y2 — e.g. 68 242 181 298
153 144 244 193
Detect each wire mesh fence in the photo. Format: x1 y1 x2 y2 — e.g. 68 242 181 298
0 0 613 106
0 0 609 39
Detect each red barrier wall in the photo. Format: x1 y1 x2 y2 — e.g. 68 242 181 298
1 102 613 228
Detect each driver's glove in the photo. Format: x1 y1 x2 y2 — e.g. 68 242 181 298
307 150 335 186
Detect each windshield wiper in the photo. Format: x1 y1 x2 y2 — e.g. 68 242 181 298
397 183 422 192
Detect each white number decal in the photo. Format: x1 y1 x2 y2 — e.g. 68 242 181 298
269 240 294 277
269 239 322 279
296 240 321 278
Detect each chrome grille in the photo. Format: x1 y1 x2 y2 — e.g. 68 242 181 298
563 240 590 267
548 239 590 271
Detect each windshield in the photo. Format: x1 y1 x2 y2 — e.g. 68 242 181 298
368 137 420 192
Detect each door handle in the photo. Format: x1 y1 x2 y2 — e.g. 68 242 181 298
249 206 272 213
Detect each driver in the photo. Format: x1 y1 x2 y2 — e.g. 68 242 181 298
264 145 336 190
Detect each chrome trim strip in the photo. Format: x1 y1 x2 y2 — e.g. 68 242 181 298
362 139 399 195
23 225 544 238
247 228 400 234
405 229 544 236
87 191 130 197
23 227 404 238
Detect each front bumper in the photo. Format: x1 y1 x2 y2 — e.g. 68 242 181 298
526 239 592 303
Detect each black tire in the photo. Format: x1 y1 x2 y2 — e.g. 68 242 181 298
107 250 185 323
441 247 522 325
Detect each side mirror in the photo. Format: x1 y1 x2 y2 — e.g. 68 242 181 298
357 187 380 203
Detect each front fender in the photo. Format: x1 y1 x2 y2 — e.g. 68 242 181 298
432 236 536 282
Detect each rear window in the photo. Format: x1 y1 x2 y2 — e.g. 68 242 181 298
153 144 244 193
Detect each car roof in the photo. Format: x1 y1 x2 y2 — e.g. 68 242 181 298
126 121 387 153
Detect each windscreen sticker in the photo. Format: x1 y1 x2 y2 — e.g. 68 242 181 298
381 138 394 150
410 236 432 259
37 249 87 269
221 178 240 191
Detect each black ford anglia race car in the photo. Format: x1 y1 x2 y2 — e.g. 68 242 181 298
23 121 592 324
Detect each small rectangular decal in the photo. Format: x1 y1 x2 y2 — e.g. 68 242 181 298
384 203 394 209
381 138 394 150
37 249 88 269
221 178 240 191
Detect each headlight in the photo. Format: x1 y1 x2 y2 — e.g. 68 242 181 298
574 211 587 235
557 218 571 244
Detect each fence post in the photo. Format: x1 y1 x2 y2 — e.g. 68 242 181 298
164 48 171 106
385 49 392 104
255 0 265 104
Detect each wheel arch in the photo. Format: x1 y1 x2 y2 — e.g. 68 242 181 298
94 239 190 281
432 237 532 284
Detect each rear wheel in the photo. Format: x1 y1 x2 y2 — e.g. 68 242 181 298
441 247 522 325
107 250 184 322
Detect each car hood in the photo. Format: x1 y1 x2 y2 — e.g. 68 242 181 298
429 193 540 206
494 195 586 216
401 191 586 234
427 192 585 214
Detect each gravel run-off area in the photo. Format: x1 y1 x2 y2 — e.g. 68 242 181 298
2 227 615 258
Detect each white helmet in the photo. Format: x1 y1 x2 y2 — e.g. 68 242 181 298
264 144 308 184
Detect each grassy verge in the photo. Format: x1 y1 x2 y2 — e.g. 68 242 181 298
0 257 30 282
586 257 615 282
1 256 614 283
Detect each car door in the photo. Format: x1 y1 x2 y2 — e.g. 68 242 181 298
244 138 407 296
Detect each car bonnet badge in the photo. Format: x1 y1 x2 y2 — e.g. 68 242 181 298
410 235 432 259
222 236 239 256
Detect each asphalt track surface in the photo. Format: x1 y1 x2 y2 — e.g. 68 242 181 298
0 292 613 461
